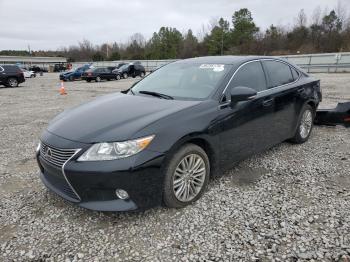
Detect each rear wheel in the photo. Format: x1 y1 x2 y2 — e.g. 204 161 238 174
115 74 121 80
163 144 210 208
140 72 145 78
123 73 128 79
7 78 18 87
96 76 101 82
69 75 74 81
86 79 91 82
289 104 315 144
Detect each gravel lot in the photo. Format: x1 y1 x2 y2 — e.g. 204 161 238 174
0 73 349 261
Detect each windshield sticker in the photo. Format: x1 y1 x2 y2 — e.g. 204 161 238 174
199 64 225 72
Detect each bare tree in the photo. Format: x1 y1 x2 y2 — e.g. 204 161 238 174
296 9 307 27
312 6 322 25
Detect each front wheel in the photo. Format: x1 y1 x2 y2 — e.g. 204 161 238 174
123 73 128 79
7 78 18 87
115 74 121 80
140 72 145 78
289 104 315 144
163 144 210 208
96 76 101 82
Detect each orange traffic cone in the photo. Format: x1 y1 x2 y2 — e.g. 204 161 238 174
60 81 67 95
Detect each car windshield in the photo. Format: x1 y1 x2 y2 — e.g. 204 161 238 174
119 64 129 70
131 62 232 100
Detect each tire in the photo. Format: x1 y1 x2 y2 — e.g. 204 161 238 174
140 72 145 78
86 79 91 83
163 144 210 208
96 76 101 82
115 74 121 80
7 78 18 87
123 73 128 79
69 75 74 81
289 104 315 144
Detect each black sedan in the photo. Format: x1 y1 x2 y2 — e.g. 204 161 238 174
81 67 118 82
36 56 321 211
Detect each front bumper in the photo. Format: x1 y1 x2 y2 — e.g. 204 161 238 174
81 76 95 81
36 131 165 211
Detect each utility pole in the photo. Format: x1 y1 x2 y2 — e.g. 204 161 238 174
221 29 224 55
28 45 32 67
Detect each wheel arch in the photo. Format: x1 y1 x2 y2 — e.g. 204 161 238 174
164 134 220 178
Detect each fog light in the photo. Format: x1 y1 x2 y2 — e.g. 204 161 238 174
115 189 129 200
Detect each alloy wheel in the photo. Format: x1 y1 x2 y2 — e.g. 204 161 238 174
172 153 206 202
8 78 18 87
299 109 313 139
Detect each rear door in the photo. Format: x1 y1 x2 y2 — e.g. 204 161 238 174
261 60 302 140
0 66 5 83
100 68 109 79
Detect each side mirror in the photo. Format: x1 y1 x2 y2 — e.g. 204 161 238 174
230 86 257 104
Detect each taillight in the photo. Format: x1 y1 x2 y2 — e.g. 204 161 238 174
88 72 92 76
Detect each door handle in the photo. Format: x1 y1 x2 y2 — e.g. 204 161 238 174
262 98 274 107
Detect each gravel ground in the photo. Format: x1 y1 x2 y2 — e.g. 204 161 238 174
0 73 349 261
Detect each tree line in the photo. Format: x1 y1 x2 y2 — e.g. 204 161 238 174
1 6 350 62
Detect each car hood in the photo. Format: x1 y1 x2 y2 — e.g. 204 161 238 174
47 93 201 143
60 71 74 76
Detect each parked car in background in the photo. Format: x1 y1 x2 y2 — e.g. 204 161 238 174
82 67 117 82
29 66 48 73
112 63 127 80
115 62 146 79
21 69 36 78
0 65 25 87
35 56 321 211
54 63 72 72
59 64 91 81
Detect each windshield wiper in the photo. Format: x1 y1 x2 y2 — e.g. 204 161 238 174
139 91 174 100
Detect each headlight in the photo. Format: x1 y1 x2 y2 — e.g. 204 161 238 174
77 135 155 161
36 141 41 153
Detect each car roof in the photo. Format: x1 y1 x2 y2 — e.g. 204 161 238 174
179 56 285 66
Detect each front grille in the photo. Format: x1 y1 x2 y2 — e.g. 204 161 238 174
42 171 80 202
40 142 77 168
39 142 81 201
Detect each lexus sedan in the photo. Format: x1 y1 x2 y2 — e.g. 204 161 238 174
36 56 321 211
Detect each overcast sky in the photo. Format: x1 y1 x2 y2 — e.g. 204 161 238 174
0 0 346 51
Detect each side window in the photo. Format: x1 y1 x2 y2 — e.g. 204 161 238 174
263 60 294 88
291 67 299 80
229 61 267 92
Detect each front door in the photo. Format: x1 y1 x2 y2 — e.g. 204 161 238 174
218 61 276 169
